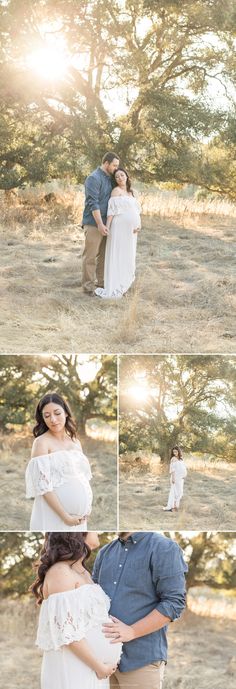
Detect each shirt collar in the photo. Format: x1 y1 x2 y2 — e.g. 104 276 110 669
118 532 147 545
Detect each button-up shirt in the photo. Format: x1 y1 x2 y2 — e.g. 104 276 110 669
92 532 188 672
82 167 113 226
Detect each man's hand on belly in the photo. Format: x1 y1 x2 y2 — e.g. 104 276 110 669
102 616 135 644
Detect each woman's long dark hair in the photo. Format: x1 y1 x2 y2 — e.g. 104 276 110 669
170 445 183 460
30 533 91 605
113 167 134 196
33 392 77 440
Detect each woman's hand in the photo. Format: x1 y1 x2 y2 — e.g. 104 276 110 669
63 513 86 527
95 662 117 679
133 227 141 233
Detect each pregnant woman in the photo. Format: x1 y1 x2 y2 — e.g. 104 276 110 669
163 446 187 512
95 168 141 299
25 393 93 530
31 532 122 689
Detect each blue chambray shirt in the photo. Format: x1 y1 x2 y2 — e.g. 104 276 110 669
92 532 188 672
82 167 113 227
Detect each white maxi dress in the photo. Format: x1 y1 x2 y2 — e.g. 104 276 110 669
36 583 122 689
95 195 141 299
166 459 187 509
25 448 93 531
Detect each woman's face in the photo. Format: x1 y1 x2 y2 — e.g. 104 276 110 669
115 169 128 187
84 532 100 550
42 402 67 433
173 448 179 457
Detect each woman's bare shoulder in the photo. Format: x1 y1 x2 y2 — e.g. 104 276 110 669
45 562 75 595
31 434 49 458
111 187 122 196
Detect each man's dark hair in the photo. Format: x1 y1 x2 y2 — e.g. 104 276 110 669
102 151 120 164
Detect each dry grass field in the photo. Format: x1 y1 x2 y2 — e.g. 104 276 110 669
119 453 236 530
0 187 235 353
1 596 235 689
0 431 117 531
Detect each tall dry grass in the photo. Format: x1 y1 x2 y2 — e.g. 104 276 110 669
119 451 236 531
1 596 236 689
0 184 235 353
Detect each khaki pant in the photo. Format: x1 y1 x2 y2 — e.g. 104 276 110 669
82 224 106 293
110 661 165 689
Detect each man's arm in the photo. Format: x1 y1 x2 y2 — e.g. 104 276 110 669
92 209 109 235
103 539 187 643
85 176 108 235
103 609 170 643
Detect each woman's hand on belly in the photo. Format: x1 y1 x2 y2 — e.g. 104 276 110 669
96 662 118 679
64 513 87 527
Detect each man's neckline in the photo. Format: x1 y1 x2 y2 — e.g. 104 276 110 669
118 532 148 545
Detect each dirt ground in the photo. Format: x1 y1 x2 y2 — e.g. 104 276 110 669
119 460 236 531
0 598 235 689
0 434 118 531
0 201 235 353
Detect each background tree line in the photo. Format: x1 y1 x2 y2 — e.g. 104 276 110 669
0 0 235 198
119 355 236 462
0 531 235 598
0 354 117 435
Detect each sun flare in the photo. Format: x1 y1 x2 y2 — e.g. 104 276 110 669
27 46 68 80
127 384 150 403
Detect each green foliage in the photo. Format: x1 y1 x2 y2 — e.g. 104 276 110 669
119 355 236 461
0 0 235 196
0 354 117 434
1 531 235 598
173 532 236 591
0 531 114 598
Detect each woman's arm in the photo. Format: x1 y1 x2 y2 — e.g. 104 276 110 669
106 213 114 231
170 461 175 483
43 492 86 527
69 640 116 678
31 437 86 526
46 567 117 679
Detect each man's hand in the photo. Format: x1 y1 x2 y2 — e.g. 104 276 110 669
102 616 136 644
97 222 109 236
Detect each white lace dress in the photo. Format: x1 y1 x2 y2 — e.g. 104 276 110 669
95 195 141 299
36 584 122 689
166 459 187 509
25 449 93 531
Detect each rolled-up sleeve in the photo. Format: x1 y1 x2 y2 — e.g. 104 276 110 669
152 540 188 621
85 175 101 212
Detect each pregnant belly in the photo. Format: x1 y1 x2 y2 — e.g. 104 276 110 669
115 209 140 229
86 622 122 666
54 477 92 516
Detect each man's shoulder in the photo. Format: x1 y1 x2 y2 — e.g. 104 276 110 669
95 539 117 560
85 167 101 182
148 532 179 552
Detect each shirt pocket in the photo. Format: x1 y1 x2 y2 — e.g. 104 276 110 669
123 557 147 587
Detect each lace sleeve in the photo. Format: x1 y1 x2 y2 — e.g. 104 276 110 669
25 455 53 498
36 592 87 650
107 196 123 216
36 586 109 651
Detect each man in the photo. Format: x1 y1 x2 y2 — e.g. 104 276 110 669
92 531 188 689
82 151 120 295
